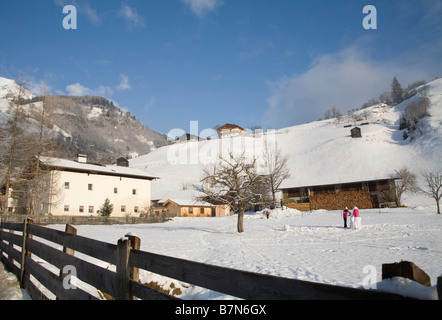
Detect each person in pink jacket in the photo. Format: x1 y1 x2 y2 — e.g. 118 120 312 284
352 206 361 229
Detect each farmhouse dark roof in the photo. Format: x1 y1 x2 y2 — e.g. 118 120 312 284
39 156 159 180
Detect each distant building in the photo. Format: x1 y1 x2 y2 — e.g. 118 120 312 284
36 155 158 217
218 123 245 138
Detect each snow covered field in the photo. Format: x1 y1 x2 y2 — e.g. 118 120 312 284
72 206 441 300
3 203 439 300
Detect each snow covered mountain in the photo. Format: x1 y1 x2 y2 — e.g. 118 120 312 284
0 76 167 164
131 78 442 206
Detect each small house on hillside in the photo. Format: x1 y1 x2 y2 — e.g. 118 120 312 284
218 123 245 138
279 177 399 211
351 127 362 138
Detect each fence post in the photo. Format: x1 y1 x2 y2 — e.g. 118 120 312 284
437 276 442 300
62 224 77 256
116 237 131 300
19 218 33 288
126 233 140 300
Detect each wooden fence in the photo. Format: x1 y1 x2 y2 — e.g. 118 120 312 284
0 218 431 300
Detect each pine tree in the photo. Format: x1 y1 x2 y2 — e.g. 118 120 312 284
99 198 113 216
391 77 403 105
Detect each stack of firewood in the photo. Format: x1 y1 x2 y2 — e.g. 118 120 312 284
310 190 372 210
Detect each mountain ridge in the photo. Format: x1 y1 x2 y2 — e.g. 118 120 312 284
0 76 167 164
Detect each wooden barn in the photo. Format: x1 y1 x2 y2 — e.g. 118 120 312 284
279 177 399 211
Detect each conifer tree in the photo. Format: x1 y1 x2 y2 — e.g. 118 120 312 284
100 198 114 216
391 76 403 105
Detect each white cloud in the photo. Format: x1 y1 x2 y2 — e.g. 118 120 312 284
54 0 101 24
117 74 131 91
28 79 52 96
119 3 145 27
264 42 439 129
82 3 101 25
66 83 113 97
145 96 156 111
181 0 224 18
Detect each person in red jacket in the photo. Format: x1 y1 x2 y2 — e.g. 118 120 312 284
342 207 350 228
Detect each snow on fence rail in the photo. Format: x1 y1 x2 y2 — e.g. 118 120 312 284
0 218 419 300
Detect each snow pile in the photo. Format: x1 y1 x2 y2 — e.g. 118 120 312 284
0 261 24 300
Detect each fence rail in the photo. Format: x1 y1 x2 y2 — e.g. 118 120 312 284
0 218 429 300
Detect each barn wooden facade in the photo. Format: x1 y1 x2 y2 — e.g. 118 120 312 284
279 178 398 211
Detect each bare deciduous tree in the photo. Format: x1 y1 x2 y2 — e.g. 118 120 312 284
196 151 262 233
1 79 60 215
421 170 442 214
261 140 290 208
0 76 29 213
394 167 418 207
22 93 60 214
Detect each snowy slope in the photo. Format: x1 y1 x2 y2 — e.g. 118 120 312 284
131 78 442 203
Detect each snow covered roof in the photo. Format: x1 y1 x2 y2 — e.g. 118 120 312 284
159 189 214 207
40 156 159 180
278 174 398 190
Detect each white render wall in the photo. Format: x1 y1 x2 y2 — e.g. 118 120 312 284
48 170 151 217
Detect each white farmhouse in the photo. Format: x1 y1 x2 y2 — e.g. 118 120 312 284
38 155 158 217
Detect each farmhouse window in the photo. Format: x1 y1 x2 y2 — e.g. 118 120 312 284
132 189 137 195
88 184 93 191
79 206 84 213
134 206 139 213
114 187 118 194
121 205 126 213
189 207 193 214
64 205 69 212
64 182 70 189
200 208 204 214
88 206 94 214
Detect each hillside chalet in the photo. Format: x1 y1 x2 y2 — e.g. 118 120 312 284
218 123 245 138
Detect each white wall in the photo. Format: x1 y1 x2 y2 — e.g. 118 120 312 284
48 170 151 217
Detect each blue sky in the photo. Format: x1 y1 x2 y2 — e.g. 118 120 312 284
1 0 441 134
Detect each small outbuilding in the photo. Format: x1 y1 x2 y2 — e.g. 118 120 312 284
350 127 362 138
